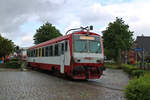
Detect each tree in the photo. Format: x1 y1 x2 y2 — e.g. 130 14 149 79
102 17 133 63
0 34 14 57
33 22 62 44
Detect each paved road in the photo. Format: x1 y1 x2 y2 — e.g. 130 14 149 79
0 68 129 100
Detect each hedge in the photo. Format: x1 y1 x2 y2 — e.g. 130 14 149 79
125 73 150 100
122 64 139 76
5 58 20 68
122 64 150 78
104 63 121 69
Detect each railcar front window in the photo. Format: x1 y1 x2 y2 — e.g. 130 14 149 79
74 40 87 52
89 41 101 53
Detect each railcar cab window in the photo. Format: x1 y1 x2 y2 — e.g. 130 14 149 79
73 34 102 53
89 41 101 53
61 43 64 54
65 41 68 51
74 40 87 52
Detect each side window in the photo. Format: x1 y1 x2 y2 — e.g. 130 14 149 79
42 47 44 57
48 46 50 56
55 44 59 56
39 48 41 57
33 49 35 57
49 46 53 56
31 50 32 57
32 50 34 57
45 47 49 56
36 49 39 57
30 50 32 57
27 50 29 57
61 43 64 54
65 41 68 51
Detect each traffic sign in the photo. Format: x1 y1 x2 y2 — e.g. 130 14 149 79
134 48 143 51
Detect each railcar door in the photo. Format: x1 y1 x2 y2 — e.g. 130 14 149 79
60 42 65 74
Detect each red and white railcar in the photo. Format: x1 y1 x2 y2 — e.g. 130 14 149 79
27 26 105 80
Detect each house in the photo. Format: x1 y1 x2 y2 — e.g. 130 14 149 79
136 36 150 62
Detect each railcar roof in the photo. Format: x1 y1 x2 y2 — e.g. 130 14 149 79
28 31 100 49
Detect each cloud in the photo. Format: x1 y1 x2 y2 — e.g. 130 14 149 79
78 0 150 37
0 0 150 47
0 0 65 46
22 35 33 42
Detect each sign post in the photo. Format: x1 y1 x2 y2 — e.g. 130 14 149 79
134 48 144 69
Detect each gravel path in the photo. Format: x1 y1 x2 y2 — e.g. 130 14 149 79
0 68 129 100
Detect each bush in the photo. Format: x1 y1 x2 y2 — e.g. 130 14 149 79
125 74 150 100
131 70 147 78
104 63 121 69
122 64 139 75
6 58 20 68
10 58 18 61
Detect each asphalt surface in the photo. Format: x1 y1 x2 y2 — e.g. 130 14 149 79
0 68 129 100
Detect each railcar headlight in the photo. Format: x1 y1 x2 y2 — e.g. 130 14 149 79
96 60 101 63
74 58 81 62
77 59 80 62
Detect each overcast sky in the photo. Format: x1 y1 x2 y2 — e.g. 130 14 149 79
0 0 150 47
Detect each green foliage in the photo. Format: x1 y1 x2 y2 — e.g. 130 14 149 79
102 17 133 62
125 74 150 100
131 70 147 78
33 22 62 44
6 58 20 68
104 49 115 60
20 61 26 70
104 63 121 69
122 64 139 75
122 64 150 78
0 34 14 57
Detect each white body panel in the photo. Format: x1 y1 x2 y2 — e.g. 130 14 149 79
27 41 71 67
73 52 104 63
60 54 65 73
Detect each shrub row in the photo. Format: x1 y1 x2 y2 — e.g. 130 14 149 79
6 58 20 68
122 64 139 75
104 63 121 69
122 64 150 78
125 73 150 100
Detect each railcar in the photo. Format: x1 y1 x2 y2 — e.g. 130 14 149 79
27 26 105 80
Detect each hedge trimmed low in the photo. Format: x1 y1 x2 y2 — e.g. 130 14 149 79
122 64 139 75
104 63 121 69
131 70 150 78
6 58 20 68
125 74 150 100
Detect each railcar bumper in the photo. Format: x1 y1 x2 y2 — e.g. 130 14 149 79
71 66 103 79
